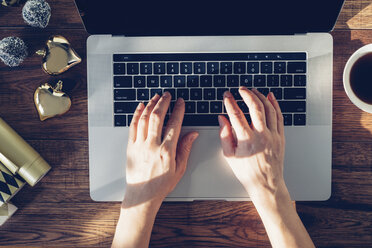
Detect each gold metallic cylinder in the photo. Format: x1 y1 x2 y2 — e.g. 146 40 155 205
0 118 51 186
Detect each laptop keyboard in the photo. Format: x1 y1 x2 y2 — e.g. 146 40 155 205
113 53 307 127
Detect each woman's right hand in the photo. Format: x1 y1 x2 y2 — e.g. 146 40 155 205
218 87 286 201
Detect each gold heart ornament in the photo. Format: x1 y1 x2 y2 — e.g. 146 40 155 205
34 81 72 121
36 35 82 75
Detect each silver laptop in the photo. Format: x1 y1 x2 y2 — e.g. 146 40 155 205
75 0 345 201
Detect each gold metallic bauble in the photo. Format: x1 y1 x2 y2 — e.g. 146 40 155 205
34 80 72 121
36 35 82 75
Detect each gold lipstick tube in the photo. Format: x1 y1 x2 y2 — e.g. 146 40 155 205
0 118 51 186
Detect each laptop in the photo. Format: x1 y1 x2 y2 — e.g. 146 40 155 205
75 0 345 201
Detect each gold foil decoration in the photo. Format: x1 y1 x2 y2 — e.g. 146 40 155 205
36 35 82 75
34 80 72 121
1 0 19 6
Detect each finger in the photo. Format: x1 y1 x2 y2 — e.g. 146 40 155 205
223 91 251 139
128 102 145 143
175 132 199 179
148 92 172 144
218 115 236 157
251 88 277 132
162 98 185 155
268 92 284 136
137 94 161 141
238 87 266 132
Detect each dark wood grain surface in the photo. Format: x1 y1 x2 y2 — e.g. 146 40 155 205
0 1 371 247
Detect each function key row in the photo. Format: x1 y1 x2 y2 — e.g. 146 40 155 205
114 75 307 88
114 88 306 101
113 53 306 62
114 113 305 127
114 62 306 75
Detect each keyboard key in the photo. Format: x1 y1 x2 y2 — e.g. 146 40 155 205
190 88 203 100
270 88 283 99
279 101 306 112
287 62 306 73
210 101 223 113
197 101 209 113
214 75 226 87
294 75 306 86
147 76 159 87
114 102 139 113
194 62 206 74
267 75 279 87
177 88 189 100
230 88 242 100
234 62 246 74
114 63 125 74
167 63 179 74
240 75 253 87
163 89 176 100
127 63 139 74
280 75 293 87
140 63 152 74
200 75 213 87
185 101 196 113
294 114 306 125
137 89 149 100
274 62 286 73
133 76 146 88
204 88 216 100
114 115 126 127
220 62 233 74
180 62 193 74
257 88 269 96
247 62 259 73
254 75 266 87
237 101 249 113
174 76 186 87
114 76 132 88
284 88 306 99
114 89 136 100
207 62 219 74
151 89 163 98
227 75 239 87
217 88 228 100
137 89 150 101
260 62 273 73
183 114 219 126
154 63 166 74
160 76 173 87
283 114 292 126
187 76 199 87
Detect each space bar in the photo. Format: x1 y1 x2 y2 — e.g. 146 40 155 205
182 114 219 126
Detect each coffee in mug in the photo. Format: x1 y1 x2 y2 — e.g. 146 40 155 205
343 44 372 113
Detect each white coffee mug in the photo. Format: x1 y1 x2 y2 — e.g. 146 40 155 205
343 44 372 114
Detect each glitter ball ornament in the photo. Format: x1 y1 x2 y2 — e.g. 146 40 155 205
0 37 28 67
22 0 51 28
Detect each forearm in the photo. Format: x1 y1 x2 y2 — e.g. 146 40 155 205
251 182 315 248
112 201 160 248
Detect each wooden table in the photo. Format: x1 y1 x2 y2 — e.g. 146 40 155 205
0 1 371 247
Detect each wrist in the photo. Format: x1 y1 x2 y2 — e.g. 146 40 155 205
249 180 292 211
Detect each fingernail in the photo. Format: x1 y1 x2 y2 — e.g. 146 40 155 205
218 115 224 127
177 97 184 104
252 88 258 93
239 86 247 91
162 91 170 99
191 132 199 141
137 102 144 110
224 91 232 98
270 92 276 100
